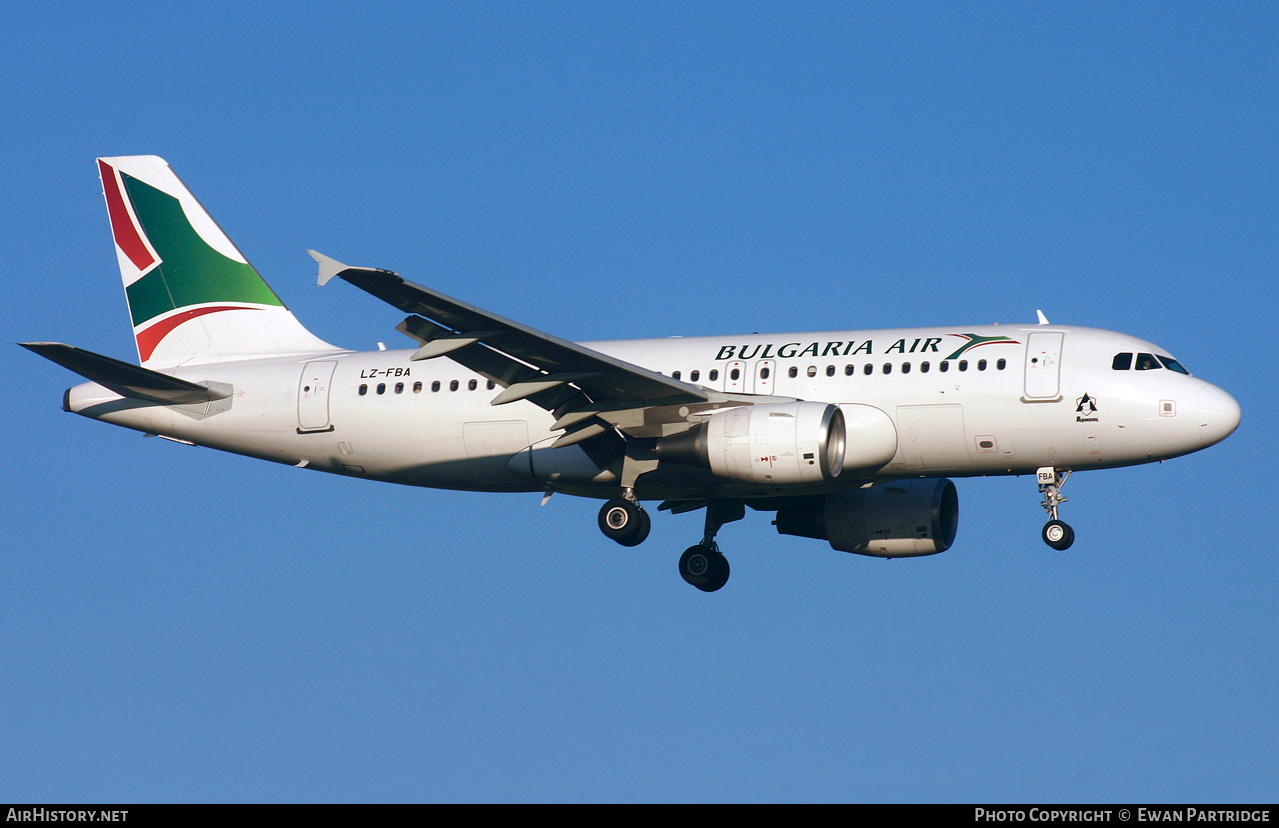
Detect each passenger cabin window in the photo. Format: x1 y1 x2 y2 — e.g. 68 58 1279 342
1113 353 1133 371
432 380 441 392
826 365 835 377
788 367 798 378
468 379 477 391
359 384 368 396
672 371 681 380
691 370 700 382
845 364 855 376
709 369 719 381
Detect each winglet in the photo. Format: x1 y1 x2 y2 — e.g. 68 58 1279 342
1036 309 1050 325
308 250 350 286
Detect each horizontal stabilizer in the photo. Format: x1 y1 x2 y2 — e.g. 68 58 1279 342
19 342 230 405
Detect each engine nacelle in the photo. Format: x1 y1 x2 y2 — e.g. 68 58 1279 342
657 402 846 485
774 478 958 557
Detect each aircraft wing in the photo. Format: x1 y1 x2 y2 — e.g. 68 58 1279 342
310 252 741 445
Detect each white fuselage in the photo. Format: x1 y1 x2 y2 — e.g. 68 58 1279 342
63 323 1240 501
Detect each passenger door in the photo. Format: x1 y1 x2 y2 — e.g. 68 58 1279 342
297 360 337 432
1023 332 1064 401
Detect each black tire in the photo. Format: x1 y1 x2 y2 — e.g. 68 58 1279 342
615 507 651 548
679 544 730 592
1042 519 1075 551
701 553 730 593
598 498 647 546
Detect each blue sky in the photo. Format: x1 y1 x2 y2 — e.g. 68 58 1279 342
1 3 1274 802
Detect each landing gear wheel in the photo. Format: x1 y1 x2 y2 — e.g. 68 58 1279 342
679 544 730 592
598 498 650 547
621 508 651 547
1037 468 1076 551
1042 519 1075 551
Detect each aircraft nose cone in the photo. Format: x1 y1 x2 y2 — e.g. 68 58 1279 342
1197 383 1241 447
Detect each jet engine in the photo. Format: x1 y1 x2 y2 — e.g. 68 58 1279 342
774 478 958 557
657 401 846 485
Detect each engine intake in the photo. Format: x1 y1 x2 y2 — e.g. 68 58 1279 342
657 402 846 485
775 478 959 557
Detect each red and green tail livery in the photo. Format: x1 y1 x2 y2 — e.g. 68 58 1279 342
98 156 335 366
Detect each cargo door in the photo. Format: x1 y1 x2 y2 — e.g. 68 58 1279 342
894 404 972 471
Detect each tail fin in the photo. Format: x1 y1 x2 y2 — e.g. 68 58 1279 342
97 155 339 367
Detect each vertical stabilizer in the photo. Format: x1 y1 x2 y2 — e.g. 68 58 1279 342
98 155 340 367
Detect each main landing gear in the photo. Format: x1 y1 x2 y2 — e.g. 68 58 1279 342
677 500 743 593
1037 467 1075 551
597 494 651 548
597 494 742 592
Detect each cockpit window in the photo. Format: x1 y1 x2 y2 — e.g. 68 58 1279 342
1135 353 1161 371
1158 355 1190 375
1112 353 1132 371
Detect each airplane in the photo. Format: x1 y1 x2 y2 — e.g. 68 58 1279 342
22 155 1242 592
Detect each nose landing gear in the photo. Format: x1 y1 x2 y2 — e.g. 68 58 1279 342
1037 467 1075 550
